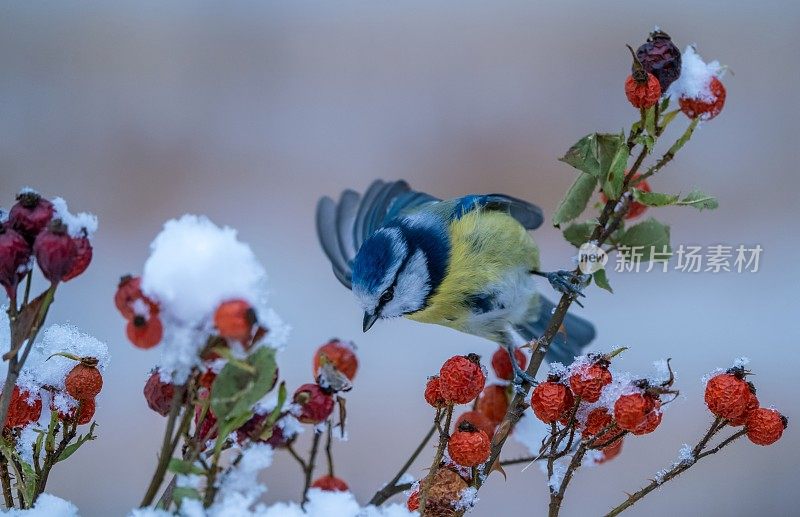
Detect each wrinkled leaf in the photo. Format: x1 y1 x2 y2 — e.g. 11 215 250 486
619 218 671 262
559 134 602 177
211 347 278 422
593 269 613 293
562 222 595 247
552 174 597 226
677 189 719 210
644 106 657 137
632 189 679 207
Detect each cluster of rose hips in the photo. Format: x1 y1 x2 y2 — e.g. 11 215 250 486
114 275 163 349
624 30 726 120
409 348 523 512
705 366 787 446
0 190 92 302
531 353 670 463
3 356 102 431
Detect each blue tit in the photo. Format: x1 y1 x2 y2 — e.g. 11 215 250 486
316 180 595 382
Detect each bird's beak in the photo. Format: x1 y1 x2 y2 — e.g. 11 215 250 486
362 311 379 332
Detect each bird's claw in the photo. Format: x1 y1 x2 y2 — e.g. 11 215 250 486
540 270 591 300
512 371 538 391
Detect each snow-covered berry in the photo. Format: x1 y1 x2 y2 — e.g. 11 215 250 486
4 387 42 428
679 76 726 120
57 398 96 425
569 361 612 403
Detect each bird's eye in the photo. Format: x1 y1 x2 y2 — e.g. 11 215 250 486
379 286 394 305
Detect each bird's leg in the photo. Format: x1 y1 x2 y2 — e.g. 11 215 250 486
501 336 537 391
532 270 591 306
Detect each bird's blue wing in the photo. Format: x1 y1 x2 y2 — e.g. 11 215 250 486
452 194 544 230
316 180 439 289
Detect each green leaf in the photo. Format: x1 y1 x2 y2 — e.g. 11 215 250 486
593 269 613 293
644 106 657 137
562 222 595 247
211 347 278 423
632 189 679 207
634 133 655 152
168 458 206 476
172 486 201 504
552 173 597 226
559 134 602 178
618 218 671 262
214 410 253 456
599 132 628 200
677 189 719 210
660 109 680 130
57 422 98 463
659 96 671 113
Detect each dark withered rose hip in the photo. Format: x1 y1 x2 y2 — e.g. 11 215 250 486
8 191 54 243
635 30 682 92
0 225 31 297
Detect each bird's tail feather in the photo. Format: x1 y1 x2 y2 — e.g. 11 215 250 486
514 297 596 365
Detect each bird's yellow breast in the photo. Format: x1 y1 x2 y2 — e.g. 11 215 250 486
407 210 540 329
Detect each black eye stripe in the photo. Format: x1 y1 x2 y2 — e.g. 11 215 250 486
376 248 415 313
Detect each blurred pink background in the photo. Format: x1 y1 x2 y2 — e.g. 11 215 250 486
1 1 798 515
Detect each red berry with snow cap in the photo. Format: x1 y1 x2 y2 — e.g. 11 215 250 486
33 220 77 283
680 76 726 121
57 398 95 425
0 226 30 299
8 191 53 243
62 233 93 281
705 368 751 420
531 376 574 424
439 354 486 404
4 387 42 428
746 408 787 446
127 314 163 349
143 370 180 416
65 358 103 400
491 347 526 381
293 383 334 424
447 421 491 467
214 299 257 343
311 475 349 492
313 339 358 381
569 360 612 403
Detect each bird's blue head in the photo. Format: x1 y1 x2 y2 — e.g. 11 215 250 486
351 222 447 331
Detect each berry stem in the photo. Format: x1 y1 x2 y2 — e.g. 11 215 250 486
368 421 437 505
603 421 746 516
325 419 335 478
139 383 189 508
419 404 454 514
300 429 322 507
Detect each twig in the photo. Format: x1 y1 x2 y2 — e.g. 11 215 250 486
139 383 189 507
419 405 453 513
369 422 437 505
301 430 322 506
635 117 700 184
325 420 334 477
0 454 14 508
604 423 746 516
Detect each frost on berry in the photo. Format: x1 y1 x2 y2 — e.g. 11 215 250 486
439 354 486 404
476 384 509 425
57 398 95 425
292 383 334 424
490 346 526 381
313 339 358 381
746 408 787 446
310 475 349 492
569 360 612 403
667 45 726 120
448 421 491 467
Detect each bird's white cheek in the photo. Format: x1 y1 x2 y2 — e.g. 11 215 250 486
383 249 430 317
